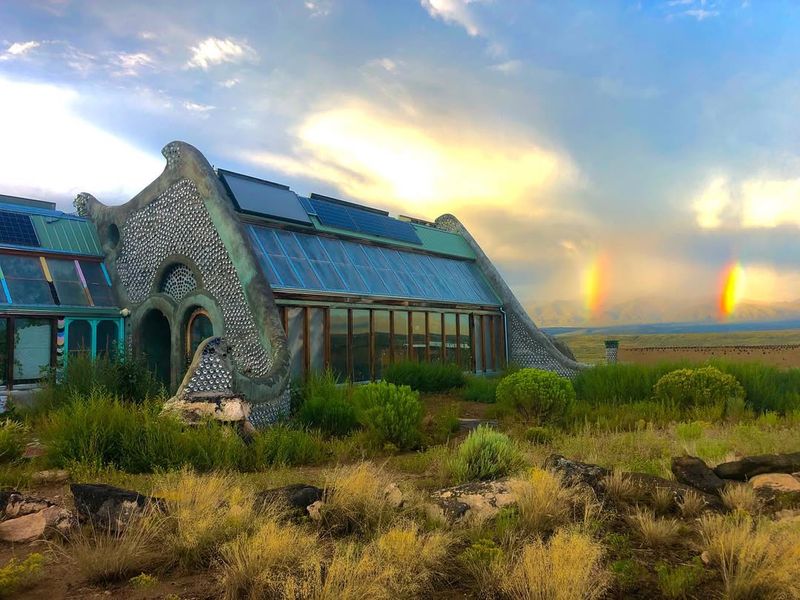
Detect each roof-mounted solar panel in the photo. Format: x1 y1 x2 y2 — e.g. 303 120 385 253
308 196 422 245
0 210 40 247
219 169 312 225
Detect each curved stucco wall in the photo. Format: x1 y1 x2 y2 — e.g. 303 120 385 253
76 141 290 424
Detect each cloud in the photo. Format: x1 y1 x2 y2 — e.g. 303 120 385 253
490 59 521 74
243 100 577 219
183 101 215 116
420 0 485 37
0 40 40 60
304 1 332 17
185 37 256 70
112 52 153 76
0 75 163 205
692 175 800 229
665 0 720 21
219 78 240 88
369 58 398 72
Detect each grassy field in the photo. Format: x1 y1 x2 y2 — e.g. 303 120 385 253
556 328 800 364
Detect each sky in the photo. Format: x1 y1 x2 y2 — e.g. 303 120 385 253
1 0 799 321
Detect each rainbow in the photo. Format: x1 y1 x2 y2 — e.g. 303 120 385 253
583 253 609 320
719 261 745 318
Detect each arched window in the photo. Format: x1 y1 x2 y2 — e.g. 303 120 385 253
67 320 92 356
186 308 213 361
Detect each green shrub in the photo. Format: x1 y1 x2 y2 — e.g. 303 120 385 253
574 362 689 405
246 425 325 467
0 420 27 464
523 426 554 445
461 376 499 403
655 559 706 599
0 553 44 597
711 361 800 413
422 403 461 446
450 425 524 482
296 370 358 437
566 399 681 431
354 381 423 450
383 361 466 392
654 366 745 410
495 368 576 424
36 354 164 412
40 391 245 472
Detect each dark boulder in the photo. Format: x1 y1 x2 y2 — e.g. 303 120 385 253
255 484 323 518
71 483 164 531
714 452 800 481
544 454 609 492
671 456 727 495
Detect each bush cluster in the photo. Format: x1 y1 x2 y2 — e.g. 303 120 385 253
450 425 524 482
461 375 499 403
41 391 324 472
354 381 423 450
495 368 576 424
654 366 745 410
296 370 359 437
383 361 466 392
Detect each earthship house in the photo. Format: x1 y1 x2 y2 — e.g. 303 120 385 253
1 141 583 423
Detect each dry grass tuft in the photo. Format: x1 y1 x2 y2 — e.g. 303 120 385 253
306 521 451 599
678 490 707 519
721 483 761 514
218 513 321 600
502 529 608 600
318 462 401 535
152 469 258 569
651 486 675 515
61 509 169 583
628 508 683 548
698 512 800 599
512 468 596 536
602 470 638 504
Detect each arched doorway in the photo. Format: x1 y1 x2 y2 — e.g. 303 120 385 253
141 309 171 385
185 307 213 363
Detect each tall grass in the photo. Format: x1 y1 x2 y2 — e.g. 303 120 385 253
450 426 525 483
296 370 359 437
383 360 466 392
0 420 27 464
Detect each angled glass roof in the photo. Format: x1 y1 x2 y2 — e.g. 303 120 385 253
248 224 499 306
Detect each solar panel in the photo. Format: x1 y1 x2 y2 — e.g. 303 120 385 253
307 197 422 245
0 211 40 247
219 169 312 225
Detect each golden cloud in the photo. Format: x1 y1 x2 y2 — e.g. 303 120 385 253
244 100 577 219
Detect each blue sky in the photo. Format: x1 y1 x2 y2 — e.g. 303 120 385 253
1 0 799 317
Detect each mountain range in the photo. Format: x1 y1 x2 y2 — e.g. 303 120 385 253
528 297 800 328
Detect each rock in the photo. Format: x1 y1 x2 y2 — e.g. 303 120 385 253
4 493 53 518
384 483 404 509
430 479 516 524
623 472 724 512
543 454 610 492
714 452 800 481
71 483 164 531
0 505 74 543
671 456 726 496
255 484 323 517
749 474 800 508
161 395 251 424
31 469 70 484
307 500 324 522
21 442 46 459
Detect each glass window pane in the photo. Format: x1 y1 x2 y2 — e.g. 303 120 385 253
392 311 409 363
287 307 305 380
67 319 91 355
458 314 472 371
0 255 53 305
474 315 484 372
351 309 370 382
188 311 213 360
428 312 443 363
308 308 324 373
48 259 90 306
411 311 426 362
14 318 51 381
483 315 493 371
0 318 6 385
444 313 457 364
270 255 300 288
373 310 390 379
97 320 119 359
78 261 115 306
330 308 349 381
